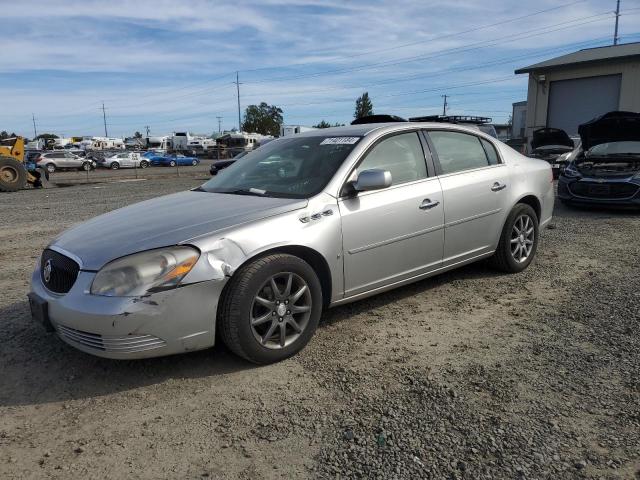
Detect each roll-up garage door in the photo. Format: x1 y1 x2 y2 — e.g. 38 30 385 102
547 74 621 135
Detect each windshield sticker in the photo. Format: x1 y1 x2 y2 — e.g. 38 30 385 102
320 137 360 145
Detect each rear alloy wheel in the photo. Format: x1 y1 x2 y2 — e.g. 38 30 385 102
169 160 177 167
219 254 322 364
191 159 198 166
490 203 539 273
46 163 56 173
81 162 92 171
110 162 120 170
0 156 27 192
139 160 149 169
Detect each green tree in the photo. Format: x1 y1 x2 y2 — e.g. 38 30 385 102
354 92 373 120
313 120 345 129
134 131 143 138
35 133 59 140
242 102 283 136
314 120 331 129
0 131 18 140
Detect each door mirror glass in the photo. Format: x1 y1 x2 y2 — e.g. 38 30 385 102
353 169 392 192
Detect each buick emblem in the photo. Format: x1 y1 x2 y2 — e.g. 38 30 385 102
43 259 53 283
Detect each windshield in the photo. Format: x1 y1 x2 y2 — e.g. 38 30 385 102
587 141 640 157
200 135 361 198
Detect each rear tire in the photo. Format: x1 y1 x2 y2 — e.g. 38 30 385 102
191 159 197 166
46 163 56 173
169 160 177 167
489 203 539 273
0 156 27 192
218 254 323 364
139 160 149 169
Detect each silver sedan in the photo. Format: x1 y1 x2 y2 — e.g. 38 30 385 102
29 123 554 364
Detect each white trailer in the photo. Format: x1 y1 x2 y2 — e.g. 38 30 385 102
280 125 317 137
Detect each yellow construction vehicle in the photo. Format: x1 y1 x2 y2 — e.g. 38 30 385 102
0 136 45 192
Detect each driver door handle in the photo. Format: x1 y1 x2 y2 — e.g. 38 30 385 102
419 199 440 210
491 182 507 192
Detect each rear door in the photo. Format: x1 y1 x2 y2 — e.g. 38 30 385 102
425 130 509 266
339 131 444 297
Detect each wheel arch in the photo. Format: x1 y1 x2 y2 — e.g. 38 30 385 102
225 245 333 309
514 194 541 221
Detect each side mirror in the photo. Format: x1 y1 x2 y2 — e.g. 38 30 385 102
352 169 392 192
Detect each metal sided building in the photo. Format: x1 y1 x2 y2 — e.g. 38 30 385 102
515 42 640 144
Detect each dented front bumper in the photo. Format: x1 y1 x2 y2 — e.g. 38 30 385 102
30 269 227 359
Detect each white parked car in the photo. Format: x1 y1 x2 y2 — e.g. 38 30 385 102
98 152 149 170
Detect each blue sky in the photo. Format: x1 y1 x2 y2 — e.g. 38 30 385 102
2 0 639 138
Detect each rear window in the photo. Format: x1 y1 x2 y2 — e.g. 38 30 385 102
428 131 491 174
480 138 500 165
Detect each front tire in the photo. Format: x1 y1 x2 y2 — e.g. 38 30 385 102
191 159 198 166
139 160 149 169
218 254 323 364
169 160 177 167
110 162 120 170
490 203 539 273
46 163 56 173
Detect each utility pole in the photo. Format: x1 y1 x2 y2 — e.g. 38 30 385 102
145 125 150 137
234 72 242 132
102 102 108 137
441 95 449 116
216 116 223 133
614 0 621 45
32 113 38 138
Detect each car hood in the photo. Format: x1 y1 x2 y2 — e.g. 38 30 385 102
531 128 573 150
579 111 640 150
51 190 308 270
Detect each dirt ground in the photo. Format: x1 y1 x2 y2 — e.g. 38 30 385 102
1 178 638 479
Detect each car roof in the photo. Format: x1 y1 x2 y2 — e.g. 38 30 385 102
293 122 496 139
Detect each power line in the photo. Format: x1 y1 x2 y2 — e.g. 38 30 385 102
238 0 591 75
245 10 623 86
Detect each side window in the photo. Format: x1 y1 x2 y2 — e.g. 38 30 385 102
356 132 427 186
481 138 500 165
428 131 490 175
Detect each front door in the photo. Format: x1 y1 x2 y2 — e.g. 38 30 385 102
339 131 444 297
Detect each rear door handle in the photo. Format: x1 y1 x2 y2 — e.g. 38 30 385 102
491 182 507 192
419 199 440 210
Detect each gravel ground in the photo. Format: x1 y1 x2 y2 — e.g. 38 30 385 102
0 179 638 479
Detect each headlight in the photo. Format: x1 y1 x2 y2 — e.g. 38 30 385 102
91 246 200 297
562 163 580 178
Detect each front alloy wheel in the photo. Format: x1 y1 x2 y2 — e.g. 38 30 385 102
250 273 312 349
219 254 322 364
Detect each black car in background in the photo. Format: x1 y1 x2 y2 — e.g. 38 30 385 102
558 111 640 207
209 151 248 175
529 128 575 179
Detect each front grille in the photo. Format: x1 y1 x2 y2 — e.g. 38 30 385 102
40 249 80 294
57 325 166 353
569 182 639 199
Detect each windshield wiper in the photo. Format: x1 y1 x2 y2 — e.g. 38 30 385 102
225 188 272 197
